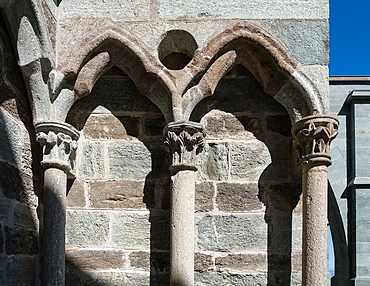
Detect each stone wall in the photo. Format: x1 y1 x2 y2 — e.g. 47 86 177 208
64 67 302 285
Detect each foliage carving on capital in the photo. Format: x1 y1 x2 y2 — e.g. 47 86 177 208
35 122 79 178
164 121 205 173
292 115 339 166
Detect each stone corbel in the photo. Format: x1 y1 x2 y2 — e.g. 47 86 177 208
35 121 79 178
292 115 339 167
164 121 205 173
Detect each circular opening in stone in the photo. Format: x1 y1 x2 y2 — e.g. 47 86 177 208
158 30 198 70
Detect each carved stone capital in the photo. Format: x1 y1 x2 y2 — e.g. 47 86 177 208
35 122 79 178
292 115 339 167
163 121 205 173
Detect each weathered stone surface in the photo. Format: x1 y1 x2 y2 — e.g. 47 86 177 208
0 197 12 221
0 108 22 166
0 255 5 285
151 251 170 272
150 213 170 251
109 141 151 180
200 110 255 140
266 115 292 137
81 142 105 179
230 141 271 181
66 211 109 246
112 212 150 249
144 116 166 138
7 255 37 286
0 224 3 254
129 251 150 270
83 114 139 140
216 182 263 212
67 180 86 208
70 78 161 114
89 180 147 209
59 0 151 21
158 0 328 20
195 182 214 212
264 183 302 212
84 271 150 286
194 252 213 272
13 203 35 229
195 272 267 286
0 162 24 202
215 253 267 272
65 249 125 270
197 214 267 251
196 143 228 181
5 226 38 255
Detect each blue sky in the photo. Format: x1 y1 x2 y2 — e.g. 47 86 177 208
329 1 370 75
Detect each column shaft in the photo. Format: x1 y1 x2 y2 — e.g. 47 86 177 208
43 168 67 286
302 165 328 286
170 170 196 286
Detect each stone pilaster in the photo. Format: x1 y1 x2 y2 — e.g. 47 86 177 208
164 121 205 286
35 121 79 286
292 115 338 286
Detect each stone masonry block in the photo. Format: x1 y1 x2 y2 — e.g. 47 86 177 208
112 212 150 249
83 271 149 286
82 142 105 179
67 179 86 208
215 253 267 272
129 251 150 270
5 226 38 255
196 143 228 181
195 182 215 212
158 0 328 20
195 272 267 286
13 203 35 229
195 252 213 272
109 141 151 180
83 114 139 140
150 213 170 251
89 180 147 209
66 211 109 247
65 249 125 270
230 141 271 181
0 197 12 221
144 116 166 138
7 255 36 286
197 214 267 252
216 182 263 212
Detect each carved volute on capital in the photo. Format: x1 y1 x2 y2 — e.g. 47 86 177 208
35 122 80 178
292 115 339 167
164 121 205 173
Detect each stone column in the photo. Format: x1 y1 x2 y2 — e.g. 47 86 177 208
164 121 205 286
292 115 339 286
35 122 79 286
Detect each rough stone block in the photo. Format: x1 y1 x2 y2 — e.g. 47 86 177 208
112 212 150 249
0 255 6 285
196 143 229 181
129 251 150 270
65 249 125 270
230 141 271 181
66 211 109 247
83 114 139 140
195 182 214 212
5 226 38 255
13 203 35 229
215 253 267 272
0 197 12 221
149 213 170 251
0 162 24 202
158 0 328 20
200 110 255 140
144 116 166 138
59 0 151 21
197 214 267 251
89 180 147 209
83 271 149 286
216 182 262 212
195 252 213 272
195 272 267 286
0 225 3 254
266 115 292 137
82 142 105 179
151 251 170 272
109 141 151 180
67 180 86 208
7 255 36 286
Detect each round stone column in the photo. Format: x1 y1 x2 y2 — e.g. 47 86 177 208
164 121 205 286
292 115 338 286
36 122 79 286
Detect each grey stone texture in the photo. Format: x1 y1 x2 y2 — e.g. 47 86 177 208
195 272 267 286
197 214 267 251
66 249 125 270
81 142 105 179
66 211 110 247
